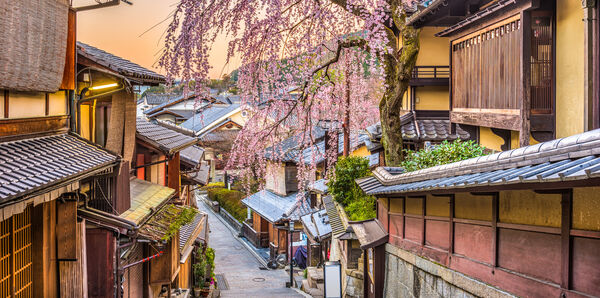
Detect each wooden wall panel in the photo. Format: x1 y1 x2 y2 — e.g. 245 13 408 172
86 228 115 297
389 198 403 213
33 201 57 298
453 223 493 264
497 228 561 284
572 187 600 231
425 220 449 250
404 197 422 215
404 217 422 243
377 201 389 232
571 237 600 296
0 115 68 138
389 214 403 239
56 200 77 260
59 221 87 298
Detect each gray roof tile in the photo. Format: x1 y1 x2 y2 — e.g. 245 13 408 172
136 118 198 154
0 134 119 203
241 190 312 223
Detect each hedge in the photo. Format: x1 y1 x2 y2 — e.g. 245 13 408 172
205 187 246 222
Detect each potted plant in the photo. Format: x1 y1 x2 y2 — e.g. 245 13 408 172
193 248 207 297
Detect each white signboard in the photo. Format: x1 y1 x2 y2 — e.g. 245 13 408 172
324 261 342 298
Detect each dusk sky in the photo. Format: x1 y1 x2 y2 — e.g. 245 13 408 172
77 0 240 79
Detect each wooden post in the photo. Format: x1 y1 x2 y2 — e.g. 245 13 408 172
448 194 455 256
168 152 181 198
520 11 532 147
491 193 499 268
56 200 78 260
561 190 572 291
4 90 8 118
421 196 426 246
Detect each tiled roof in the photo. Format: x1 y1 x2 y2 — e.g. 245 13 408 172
136 118 198 154
0 133 119 204
199 130 239 143
77 42 165 84
183 162 210 185
358 129 600 196
180 145 205 168
155 119 197 137
308 179 328 194
144 94 202 116
348 219 388 249
179 212 208 252
322 195 344 238
366 115 470 148
144 93 179 105
241 190 312 223
300 209 332 242
121 179 175 225
181 103 241 134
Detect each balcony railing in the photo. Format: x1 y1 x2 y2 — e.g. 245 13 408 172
410 66 450 86
241 221 269 248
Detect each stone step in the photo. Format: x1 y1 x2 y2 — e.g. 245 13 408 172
301 279 324 298
307 267 324 288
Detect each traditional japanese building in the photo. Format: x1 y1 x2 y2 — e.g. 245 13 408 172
406 0 600 151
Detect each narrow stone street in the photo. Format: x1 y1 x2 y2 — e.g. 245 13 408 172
195 196 306 298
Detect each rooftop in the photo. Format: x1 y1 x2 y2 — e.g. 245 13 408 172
121 179 175 225
0 133 119 205
358 129 600 196
181 103 241 134
242 190 312 223
77 42 165 84
136 118 198 154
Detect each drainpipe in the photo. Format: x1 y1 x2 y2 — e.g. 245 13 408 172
583 0 598 130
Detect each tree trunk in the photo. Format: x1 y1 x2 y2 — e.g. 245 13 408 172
380 12 420 167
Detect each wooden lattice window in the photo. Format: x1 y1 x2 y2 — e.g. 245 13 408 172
0 207 33 298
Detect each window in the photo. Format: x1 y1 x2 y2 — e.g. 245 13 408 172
0 206 33 297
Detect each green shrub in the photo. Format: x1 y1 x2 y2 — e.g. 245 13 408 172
400 139 486 172
327 156 375 221
206 187 246 222
201 182 225 190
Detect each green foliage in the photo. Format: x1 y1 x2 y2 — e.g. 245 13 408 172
140 84 166 98
399 139 486 172
162 207 198 241
193 246 216 288
205 187 246 222
327 156 375 221
201 182 225 190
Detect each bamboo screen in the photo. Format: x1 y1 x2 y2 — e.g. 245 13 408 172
0 207 32 298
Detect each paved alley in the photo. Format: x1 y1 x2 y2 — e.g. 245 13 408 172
196 196 305 298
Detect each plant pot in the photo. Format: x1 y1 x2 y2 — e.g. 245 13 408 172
200 288 211 297
193 288 202 297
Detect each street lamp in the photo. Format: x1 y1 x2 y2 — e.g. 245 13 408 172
287 220 295 288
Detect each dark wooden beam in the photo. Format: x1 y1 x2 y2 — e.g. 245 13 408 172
449 194 455 258
520 10 532 147
45 93 50 116
561 190 572 291
490 128 511 151
0 115 69 139
3 90 8 118
491 193 498 268
450 111 522 131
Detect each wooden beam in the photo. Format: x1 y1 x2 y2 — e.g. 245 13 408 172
56 200 78 260
422 196 426 246
520 10 532 147
561 190 572 290
168 152 181 198
450 111 522 131
449 194 455 257
3 90 8 118
45 93 49 116
491 193 498 268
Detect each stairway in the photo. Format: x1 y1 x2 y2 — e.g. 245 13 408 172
301 267 324 297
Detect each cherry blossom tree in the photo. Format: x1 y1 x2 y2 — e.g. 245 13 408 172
160 0 420 187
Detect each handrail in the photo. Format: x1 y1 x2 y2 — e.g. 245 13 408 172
411 65 450 79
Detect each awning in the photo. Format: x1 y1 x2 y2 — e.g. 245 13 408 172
348 219 388 250
308 179 328 194
242 190 312 223
121 179 175 225
136 118 198 155
179 212 208 263
0 133 119 217
137 204 198 242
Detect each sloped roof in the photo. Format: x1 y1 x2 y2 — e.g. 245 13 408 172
199 130 240 143
181 103 241 134
241 190 312 223
179 212 208 252
348 219 388 249
0 133 119 204
144 93 179 105
301 209 332 242
322 195 345 238
137 204 196 241
122 179 175 225
77 42 165 84
308 179 328 194
183 162 210 186
358 129 600 196
180 145 205 168
136 118 198 154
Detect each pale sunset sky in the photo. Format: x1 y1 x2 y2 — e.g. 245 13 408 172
77 0 239 79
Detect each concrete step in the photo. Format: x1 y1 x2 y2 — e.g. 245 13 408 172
307 267 324 288
301 279 324 298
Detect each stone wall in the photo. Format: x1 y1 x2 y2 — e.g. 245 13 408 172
384 244 515 298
